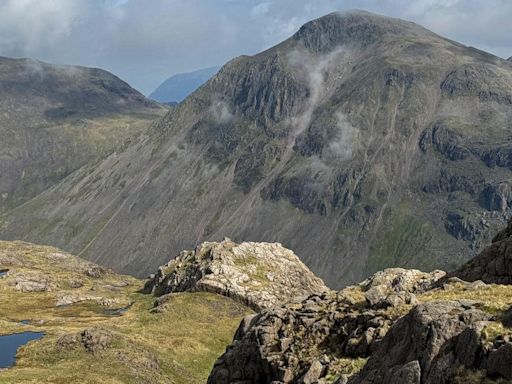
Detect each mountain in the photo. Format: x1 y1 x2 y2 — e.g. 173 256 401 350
0 57 165 212
149 66 220 103
2 11 512 288
508 56 512 62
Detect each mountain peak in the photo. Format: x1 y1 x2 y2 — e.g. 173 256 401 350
292 10 435 52
508 56 512 61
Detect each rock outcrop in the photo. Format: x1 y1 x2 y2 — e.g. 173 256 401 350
360 268 445 309
208 289 388 384
347 300 512 383
207 268 445 383
450 218 512 284
144 239 328 311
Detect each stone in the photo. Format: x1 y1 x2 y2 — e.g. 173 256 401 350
361 268 443 309
85 265 109 278
82 328 112 354
9 273 58 292
56 333 80 350
387 360 421 384
302 360 324 384
502 306 512 328
487 342 512 379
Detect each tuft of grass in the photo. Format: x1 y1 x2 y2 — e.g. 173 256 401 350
419 283 512 315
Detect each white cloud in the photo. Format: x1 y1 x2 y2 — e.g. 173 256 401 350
0 0 86 53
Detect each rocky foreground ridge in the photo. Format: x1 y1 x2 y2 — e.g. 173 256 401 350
207 218 512 383
3 219 512 383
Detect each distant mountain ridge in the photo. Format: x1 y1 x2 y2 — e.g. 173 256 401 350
0 57 165 212
2 11 512 288
149 66 220 103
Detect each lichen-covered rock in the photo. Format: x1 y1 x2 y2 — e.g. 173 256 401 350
8 272 59 292
360 268 445 309
82 328 113 354
55 294 121 307
144 239 328 311
450 218 512 284
207 287 397 384
348 301 495 384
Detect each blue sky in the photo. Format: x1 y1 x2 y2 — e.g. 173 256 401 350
0 0 510 94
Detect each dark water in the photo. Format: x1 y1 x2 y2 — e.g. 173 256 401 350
0 332 45 369
0 269 8 277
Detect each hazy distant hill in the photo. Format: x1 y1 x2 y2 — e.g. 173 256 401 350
2 11 512 288
0 57 165 211
149 66 220 103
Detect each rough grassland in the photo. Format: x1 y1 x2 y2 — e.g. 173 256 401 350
0 241 250 384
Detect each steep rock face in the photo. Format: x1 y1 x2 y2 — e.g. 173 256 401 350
348 300 510 384
0 57 164 211
450 218 512 283
144 239 328 311
207 268 444 383
2 11 512 288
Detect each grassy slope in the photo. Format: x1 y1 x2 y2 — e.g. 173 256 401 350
0 241 250 384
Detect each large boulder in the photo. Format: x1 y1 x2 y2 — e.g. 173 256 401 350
144 239 328 311
450 218 512 284
360 268 445 309
348 301 498 384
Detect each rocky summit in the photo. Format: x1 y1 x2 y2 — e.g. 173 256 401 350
2 11 512 288
144 238 328 311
